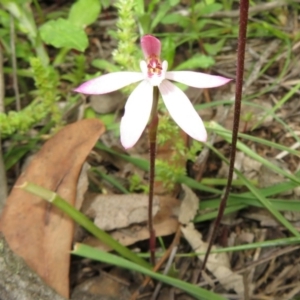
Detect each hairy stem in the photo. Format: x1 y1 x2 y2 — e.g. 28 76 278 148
199 0 249 279
148 86 159 265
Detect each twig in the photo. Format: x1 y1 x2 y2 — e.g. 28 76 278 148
175 0 291 20
235 246 300 273
208 0 292 18
130 225 181 300
151 246 178 300
245 40 280 90
275 141 300 159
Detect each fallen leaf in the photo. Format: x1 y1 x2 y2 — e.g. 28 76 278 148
181 223 252 297
0 119 105 298
242 208 280 227
82 193 160 231
75 162 90 210
83 196 180 251
72 270 130 300
178 185 199 225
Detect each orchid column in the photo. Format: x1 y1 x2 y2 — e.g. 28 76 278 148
75 35 231 264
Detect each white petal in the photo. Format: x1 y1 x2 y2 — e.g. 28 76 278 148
165 71 231 88
140 60 148 77
120 80 153 148
159 80 207 142
162 60 168 73
74 72 144 94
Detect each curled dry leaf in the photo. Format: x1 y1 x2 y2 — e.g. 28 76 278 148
83 196 180 251
242 208 280 227
181 223 252 297
0 119 105 298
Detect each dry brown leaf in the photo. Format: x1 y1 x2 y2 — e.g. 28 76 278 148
85 218 178 252
181 223 251 298
242 208 280 227
84 196 180 251
75 162 90 210
82 193 160 231
72 270 130 300
0 119 105 298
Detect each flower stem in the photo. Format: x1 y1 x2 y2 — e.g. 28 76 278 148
199 0 249 279
148 86 159 265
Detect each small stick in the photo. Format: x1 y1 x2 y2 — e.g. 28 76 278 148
130 225 181 300
151 246 178 300
208 0 287 18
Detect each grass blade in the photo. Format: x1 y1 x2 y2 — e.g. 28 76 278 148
73 243 227 300
20 182 151 269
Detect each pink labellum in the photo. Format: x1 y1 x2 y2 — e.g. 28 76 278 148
141 35 161 59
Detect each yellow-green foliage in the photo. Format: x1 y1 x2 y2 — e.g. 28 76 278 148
112 0 139 71
0 58 61 136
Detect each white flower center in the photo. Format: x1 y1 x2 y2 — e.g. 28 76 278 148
140 59 168 86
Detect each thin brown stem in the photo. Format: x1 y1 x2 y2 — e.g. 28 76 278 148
148 86 159 265
199 0 249 280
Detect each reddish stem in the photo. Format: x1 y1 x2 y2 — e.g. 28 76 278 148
148 86 159 265
199 0 249 279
